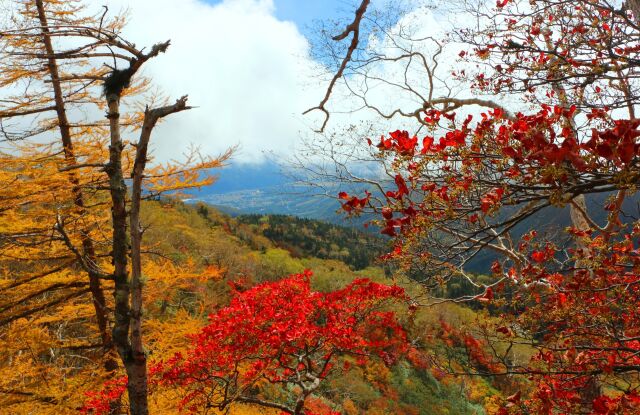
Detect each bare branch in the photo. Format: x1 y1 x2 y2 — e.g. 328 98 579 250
304 0 371 132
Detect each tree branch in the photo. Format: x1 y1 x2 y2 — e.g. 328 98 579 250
303 0 371 132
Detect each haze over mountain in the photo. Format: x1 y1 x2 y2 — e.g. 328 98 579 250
189 160 640 276
185 161 348 222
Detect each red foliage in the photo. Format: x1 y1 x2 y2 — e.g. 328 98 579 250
338 191 370 213
83 271 410 414
333 0 640 413
338 88 640 415
81 377 128 415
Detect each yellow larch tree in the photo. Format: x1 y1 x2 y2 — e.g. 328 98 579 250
0 1 230 413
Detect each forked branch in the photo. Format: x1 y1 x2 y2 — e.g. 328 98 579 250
304 0 370 132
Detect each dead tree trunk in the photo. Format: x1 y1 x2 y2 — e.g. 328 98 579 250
104 88 144 413
34 0 116 372
101 37 183 414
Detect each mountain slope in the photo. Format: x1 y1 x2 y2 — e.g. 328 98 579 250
235 213 387 270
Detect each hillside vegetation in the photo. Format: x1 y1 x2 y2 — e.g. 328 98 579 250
1 199 504 414
234 213 386 270
146 201 502 415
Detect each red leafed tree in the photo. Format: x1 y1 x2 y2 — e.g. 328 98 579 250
352 109 640 414
302 0 640 414
84 271 410 414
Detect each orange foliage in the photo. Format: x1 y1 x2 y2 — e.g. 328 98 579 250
0 1 230 413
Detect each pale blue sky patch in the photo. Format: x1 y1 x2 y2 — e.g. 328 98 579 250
202 0 350 33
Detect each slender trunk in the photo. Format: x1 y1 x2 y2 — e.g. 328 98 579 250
127 111 156 415
127 100 191 415
105 91 149 415
34 0 116 372
569 195 589 245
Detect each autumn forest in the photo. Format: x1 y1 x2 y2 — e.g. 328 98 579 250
2 0 640 414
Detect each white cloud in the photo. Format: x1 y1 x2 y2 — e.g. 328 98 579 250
89 0 325 164
2 0 529 166
78 0 497 167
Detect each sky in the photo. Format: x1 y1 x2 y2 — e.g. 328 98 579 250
204 0 348 32
81 0 365 165
1 0 470 167
203 0 394 35
82 0 454 166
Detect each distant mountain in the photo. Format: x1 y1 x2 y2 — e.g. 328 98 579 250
192 186 345 221
186 161 640 274
466 191 640 272
195 161 287 195
184 161 367 225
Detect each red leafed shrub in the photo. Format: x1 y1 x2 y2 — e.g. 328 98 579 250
83 271 410 414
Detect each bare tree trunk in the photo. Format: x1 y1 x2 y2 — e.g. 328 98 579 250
105 87 189 415
105 91 148 415
129 97 190 369
128 113 153 415
34 0 116 372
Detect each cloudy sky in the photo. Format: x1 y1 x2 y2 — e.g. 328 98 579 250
85 0 365 164
0 0 484 167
